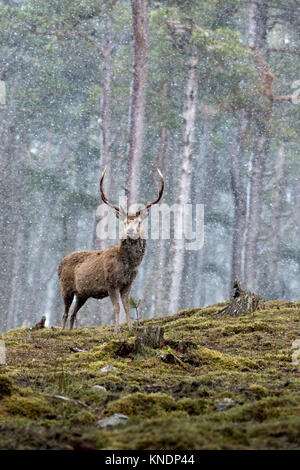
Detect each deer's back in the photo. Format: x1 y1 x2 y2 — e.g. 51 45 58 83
58 250 102 295
59 245 139 298
75 245 129 296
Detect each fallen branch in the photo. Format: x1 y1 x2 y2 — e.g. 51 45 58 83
45 394 89 409
69 347 87 353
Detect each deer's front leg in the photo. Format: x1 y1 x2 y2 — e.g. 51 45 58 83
120 285 132 331
108 289 121 333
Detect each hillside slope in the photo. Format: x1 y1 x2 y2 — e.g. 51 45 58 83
0 300 299 450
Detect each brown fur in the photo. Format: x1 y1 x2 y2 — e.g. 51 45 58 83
59 221 147 331
59 168 164 332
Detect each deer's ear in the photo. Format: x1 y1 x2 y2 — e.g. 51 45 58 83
139 208 149 221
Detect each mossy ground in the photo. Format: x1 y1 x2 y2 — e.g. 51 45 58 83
0 300 299 449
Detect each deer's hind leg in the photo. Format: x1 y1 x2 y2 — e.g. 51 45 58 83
62 292 74 329
69 295 87 330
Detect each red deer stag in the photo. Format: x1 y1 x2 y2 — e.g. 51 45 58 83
58 169 164 332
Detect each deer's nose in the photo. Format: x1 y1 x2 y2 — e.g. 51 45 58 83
127 228 135 234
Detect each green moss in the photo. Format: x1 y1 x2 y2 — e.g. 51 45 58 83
248 384 268 397
176 398 207 415
105 392 210 419
198 347 258 370
0 300 299 449
105 392 176 418
69 410 95 425
226 395 300 423
222 322 275 336
4 395 52 418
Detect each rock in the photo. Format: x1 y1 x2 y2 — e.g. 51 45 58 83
216 398 236 411
97 413 128 429
92 385 107 392
292 340 300 364
292 339 300 349
100 365 117 372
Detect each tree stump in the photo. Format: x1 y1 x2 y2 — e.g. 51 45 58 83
219 278 264 316
30 316 46 330
134 326 164 352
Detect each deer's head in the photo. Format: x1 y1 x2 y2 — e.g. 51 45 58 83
100 168 164 240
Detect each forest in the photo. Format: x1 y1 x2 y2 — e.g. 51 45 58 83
0 0 299 332
0 0 300 453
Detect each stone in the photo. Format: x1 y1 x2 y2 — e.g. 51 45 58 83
97 413 128 429
92 385 107 392
216 398 236 411
100 365 117 372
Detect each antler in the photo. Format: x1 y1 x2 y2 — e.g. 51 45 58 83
100 168 120 212
100 168 164 215
138 168 164 213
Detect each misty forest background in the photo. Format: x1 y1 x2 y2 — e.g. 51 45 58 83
0 0 299 332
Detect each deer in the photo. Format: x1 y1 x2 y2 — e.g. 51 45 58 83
58 168 164 332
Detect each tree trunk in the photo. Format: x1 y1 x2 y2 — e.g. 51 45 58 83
6 226 24 330
95 15 113 250
244 121 270 291
244 0 270 292
192 118 213 307
15 216 31 327
230 116 248 290
168 55 198 314
153 86 169 316
126 0 150 207
2 108 27 331
266 143 285 297
100 19 112 172
245 0 258 48
24 216 49 326
0 89 18 331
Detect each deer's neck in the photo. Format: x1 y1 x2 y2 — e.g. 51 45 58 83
120 237 146 268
